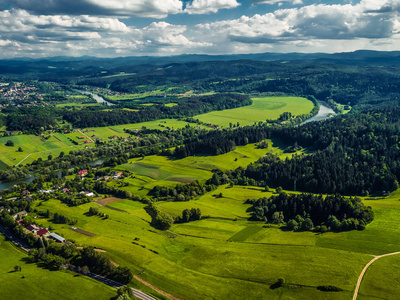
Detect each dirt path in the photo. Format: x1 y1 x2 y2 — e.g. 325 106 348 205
16 153 31 166
353 251 400 300
134 275 183 300
78 130 94 143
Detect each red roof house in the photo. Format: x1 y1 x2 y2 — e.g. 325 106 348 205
78 170 88 176
37 228 49 236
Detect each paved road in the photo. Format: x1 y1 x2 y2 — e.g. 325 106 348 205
0 225 156 300
66 266 156 300
0 224 31 252
353 251 400 300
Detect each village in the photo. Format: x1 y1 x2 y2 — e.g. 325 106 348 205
0 167 129 246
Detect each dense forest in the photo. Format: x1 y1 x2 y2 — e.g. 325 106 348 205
247 193 374 232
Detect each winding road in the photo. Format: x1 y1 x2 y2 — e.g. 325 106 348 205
353 251 400 300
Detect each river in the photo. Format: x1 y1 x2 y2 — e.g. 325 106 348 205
75 89 114 106
301 102 336 125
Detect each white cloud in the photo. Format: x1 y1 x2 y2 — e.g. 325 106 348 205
0 9 210 58
185 0 240 14
6 0 183 18
135 22 212 48
250 0 303 5
197 1 400 44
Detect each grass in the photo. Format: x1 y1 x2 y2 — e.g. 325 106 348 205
33 194 370 300
115 140 305 195
30 180 382 300
195 96 314 127
358 254 400 300
0 134 84 168
56 102 101 108
0 234 116 299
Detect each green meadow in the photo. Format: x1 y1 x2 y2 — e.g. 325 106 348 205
0 133 81 168
114 140 306 195
0 234 116 300
195 96 314 127
28 176 400 300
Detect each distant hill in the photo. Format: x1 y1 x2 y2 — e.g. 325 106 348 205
2 50 400 76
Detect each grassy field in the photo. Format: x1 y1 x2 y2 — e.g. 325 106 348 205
31 193 370 300
0 234 116 299
0 118 195 169
56 102 101 108
114 140 306 195
0 133 84 167
30 182 400 299
195 96 314 127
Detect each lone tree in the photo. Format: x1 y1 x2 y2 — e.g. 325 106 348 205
5 140 14 146
14 265 22 272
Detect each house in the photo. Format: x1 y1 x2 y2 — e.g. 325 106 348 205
13 210 28 220
26 224 39 233
37 228 49 236
84 140 91 143
39 189 53 194
78 170 88 176
22 190 30 195
48 232 65 243
62 188 69 193
86 192 95 197
16 219 24 224
0 206 4 211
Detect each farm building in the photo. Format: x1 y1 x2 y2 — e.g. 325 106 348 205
13 210 28 220
26 224 39 233
49 233 66 243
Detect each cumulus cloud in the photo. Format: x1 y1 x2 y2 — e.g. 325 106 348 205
184 0 240 14
0 9 210 57
197 0 400 45
250 0 303 5
5 0 183 18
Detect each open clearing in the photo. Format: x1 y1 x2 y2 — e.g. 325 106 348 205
195 96 314 127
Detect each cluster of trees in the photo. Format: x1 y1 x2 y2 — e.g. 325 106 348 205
78 246 133 284
57 193 93 206
151 180 217 201
175 208 202 223
29 239 77 270
41 210 77 225
145 202 174 230
248 192 374 232
88 207 109 219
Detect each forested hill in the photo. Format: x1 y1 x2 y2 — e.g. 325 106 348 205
192 108 400 196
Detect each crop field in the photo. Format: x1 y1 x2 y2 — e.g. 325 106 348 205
0 234 116 300
195 96 314 127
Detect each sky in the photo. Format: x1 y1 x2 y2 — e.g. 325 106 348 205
0 0 399 58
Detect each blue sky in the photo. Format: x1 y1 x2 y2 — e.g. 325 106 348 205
0 0 397 58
